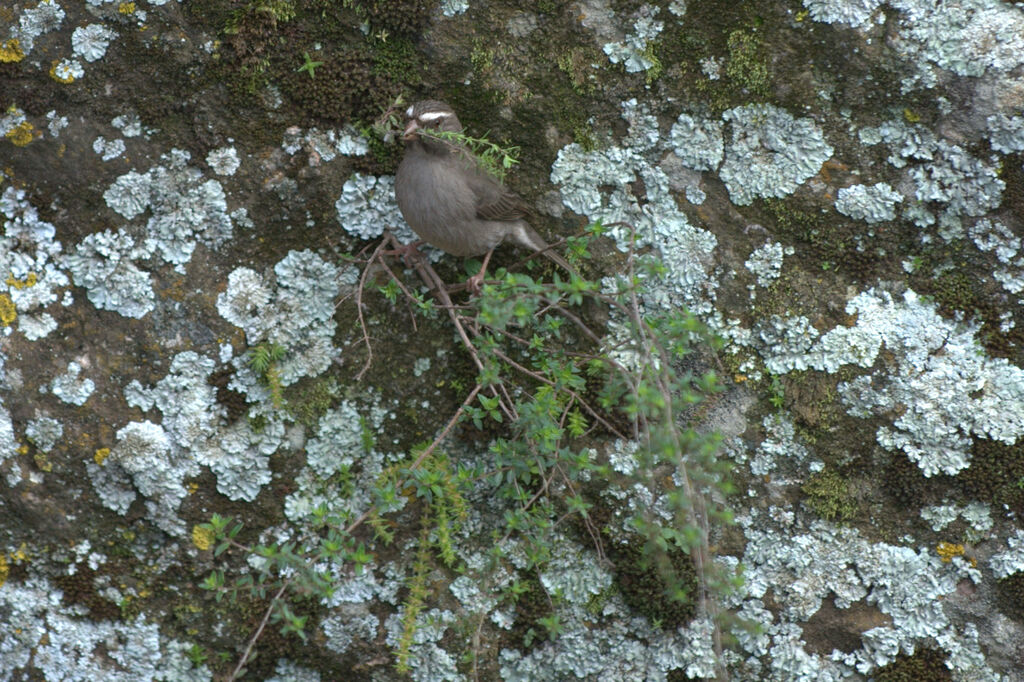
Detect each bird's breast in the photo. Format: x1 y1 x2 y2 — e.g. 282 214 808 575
396 154 495 256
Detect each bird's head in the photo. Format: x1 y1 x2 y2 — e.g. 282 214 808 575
402 101 463 149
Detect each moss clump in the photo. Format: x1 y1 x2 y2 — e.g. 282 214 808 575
371 35 424 86
726 30 771 97
507 570 555 650
280 50 397 125
996 571 1024 622
801 469 857 523
612 540 697 629
872 647 952 682
930 269 977 317
352 127 403 176
759 196 905 282
364 0 436 38
882 451 951 510
957 438 1024 514
284 376 339 427
909 245 1024 362
557 47 600 96
54 566 122 622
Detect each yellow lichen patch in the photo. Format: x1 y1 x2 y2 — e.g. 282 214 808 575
119 2 136 14
94 447 111 465
936 541 965 563
49 62 75 84
0 38 24 63
186 481 199 494
6 272 36 289
4 121 35 147
16 444 28 456
33 452 52 472
0 554 8 587
0 293 16 326
191 525 215 551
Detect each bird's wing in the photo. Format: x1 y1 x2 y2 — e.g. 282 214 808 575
461 159 532 222
476 187 531 222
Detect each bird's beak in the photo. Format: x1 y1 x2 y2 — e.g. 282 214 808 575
402 120 420 141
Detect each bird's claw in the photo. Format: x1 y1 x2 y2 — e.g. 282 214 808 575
382 239 424 268
466 272 485 296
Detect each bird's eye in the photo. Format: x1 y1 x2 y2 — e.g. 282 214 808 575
418 112 449 129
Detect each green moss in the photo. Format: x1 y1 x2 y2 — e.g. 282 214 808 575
873 648 952 682
248 413 268 434
760 197 824 236
909 246 1024 361
930 269 977 316
371 35 423 85
726 29 770 97
284 377 339 427
279 49 398 125
470 37 496 78
571 120 597 152
760 197 903 281
801 469 857 523
958 438 1024 513
354 126 403 175
641 40 664 84
254 0 297 23
996 571 1024 622
54 566 122 621
507 571 555 650
364 0 436 38
557 47 600 96
612 540 697 629
883 451 950 511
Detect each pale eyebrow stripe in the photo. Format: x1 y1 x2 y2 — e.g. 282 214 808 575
418 111 451 122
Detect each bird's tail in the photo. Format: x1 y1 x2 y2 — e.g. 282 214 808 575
513 223 579 279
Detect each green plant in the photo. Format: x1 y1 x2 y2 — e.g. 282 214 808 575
801 468 857 523
767 373 785 409
199 510 375 677
296 51 323 78
246 341 286 408
207 221 739 679
185 643 207 666
417 128 520 182
407 221 738 674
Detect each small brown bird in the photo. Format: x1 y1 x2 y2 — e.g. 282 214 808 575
394 100 573 290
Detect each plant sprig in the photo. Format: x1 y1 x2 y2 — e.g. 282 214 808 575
417 128 520 181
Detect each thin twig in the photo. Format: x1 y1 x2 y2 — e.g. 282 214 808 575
228 581 291 681
344 383 482 536
487 346 628 440
354 238 390 381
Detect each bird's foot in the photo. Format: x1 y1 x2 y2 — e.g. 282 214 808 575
465 272 485 296
382 239 425 268
465 248 495 297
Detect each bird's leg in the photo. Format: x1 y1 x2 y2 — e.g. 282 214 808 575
465 247 496 295
382 237 425 268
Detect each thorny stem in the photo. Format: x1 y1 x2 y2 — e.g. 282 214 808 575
612 223 727 680
338 224 728 678
228 581 291 681
343 382 483 536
